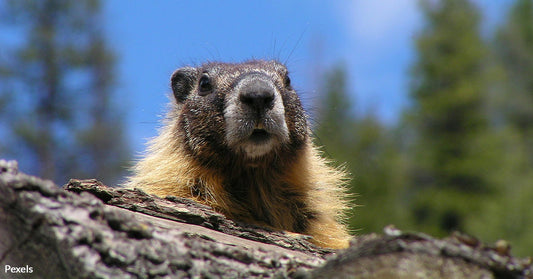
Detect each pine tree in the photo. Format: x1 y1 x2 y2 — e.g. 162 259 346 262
74 11 130 184
407 0 490 235
0 0 129 184
314 65 409 234
314 64 353 154
495 0 533 144
477 0 533 257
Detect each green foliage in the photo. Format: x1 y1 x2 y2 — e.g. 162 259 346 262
495 0 533 132
485 0 533 257
315 0 533 257
315 65 410 235
411 0 488 189
407 0 493 237
0 0 129 184
314 65 353 151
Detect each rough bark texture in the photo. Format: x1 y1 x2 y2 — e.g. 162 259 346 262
0 159 531 279
311 228 533 279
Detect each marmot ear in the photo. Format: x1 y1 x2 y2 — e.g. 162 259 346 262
170 67 198 103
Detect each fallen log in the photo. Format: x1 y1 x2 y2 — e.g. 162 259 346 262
0 160 531 278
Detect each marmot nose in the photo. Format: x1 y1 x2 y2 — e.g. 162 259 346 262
239 80 275 112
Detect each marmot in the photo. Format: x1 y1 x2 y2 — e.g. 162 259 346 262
126 60 351 249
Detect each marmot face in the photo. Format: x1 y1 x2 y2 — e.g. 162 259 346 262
171 60 308 166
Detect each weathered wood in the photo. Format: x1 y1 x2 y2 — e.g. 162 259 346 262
64 178 332 258
0 160 326 278
311 228 533 279
1 159 532 279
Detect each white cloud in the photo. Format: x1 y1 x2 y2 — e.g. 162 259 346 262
328 0 422 123
337 0 421 48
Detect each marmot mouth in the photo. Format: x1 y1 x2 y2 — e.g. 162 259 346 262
248 129 272 144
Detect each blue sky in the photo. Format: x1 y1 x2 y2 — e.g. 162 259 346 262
103 1 512 154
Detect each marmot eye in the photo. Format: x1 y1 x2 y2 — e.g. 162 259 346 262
198 75 212 95
284 74 291 87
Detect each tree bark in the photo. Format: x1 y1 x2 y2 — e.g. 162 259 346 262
0 160 531 278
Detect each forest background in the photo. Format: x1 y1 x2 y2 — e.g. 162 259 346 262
1 0 532 257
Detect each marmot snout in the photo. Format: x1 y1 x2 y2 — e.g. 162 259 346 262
126 60 351 248
223 70 290 158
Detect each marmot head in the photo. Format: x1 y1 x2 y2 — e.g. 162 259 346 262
170 60 308 168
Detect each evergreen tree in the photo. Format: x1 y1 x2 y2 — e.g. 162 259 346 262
495 0 533 145
74 12 130 184
0 0 129 184
407 0 491 235
477 0 533 257
315 65 408 234
314 64 353 154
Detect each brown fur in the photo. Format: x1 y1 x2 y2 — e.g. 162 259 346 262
125 60 351 249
